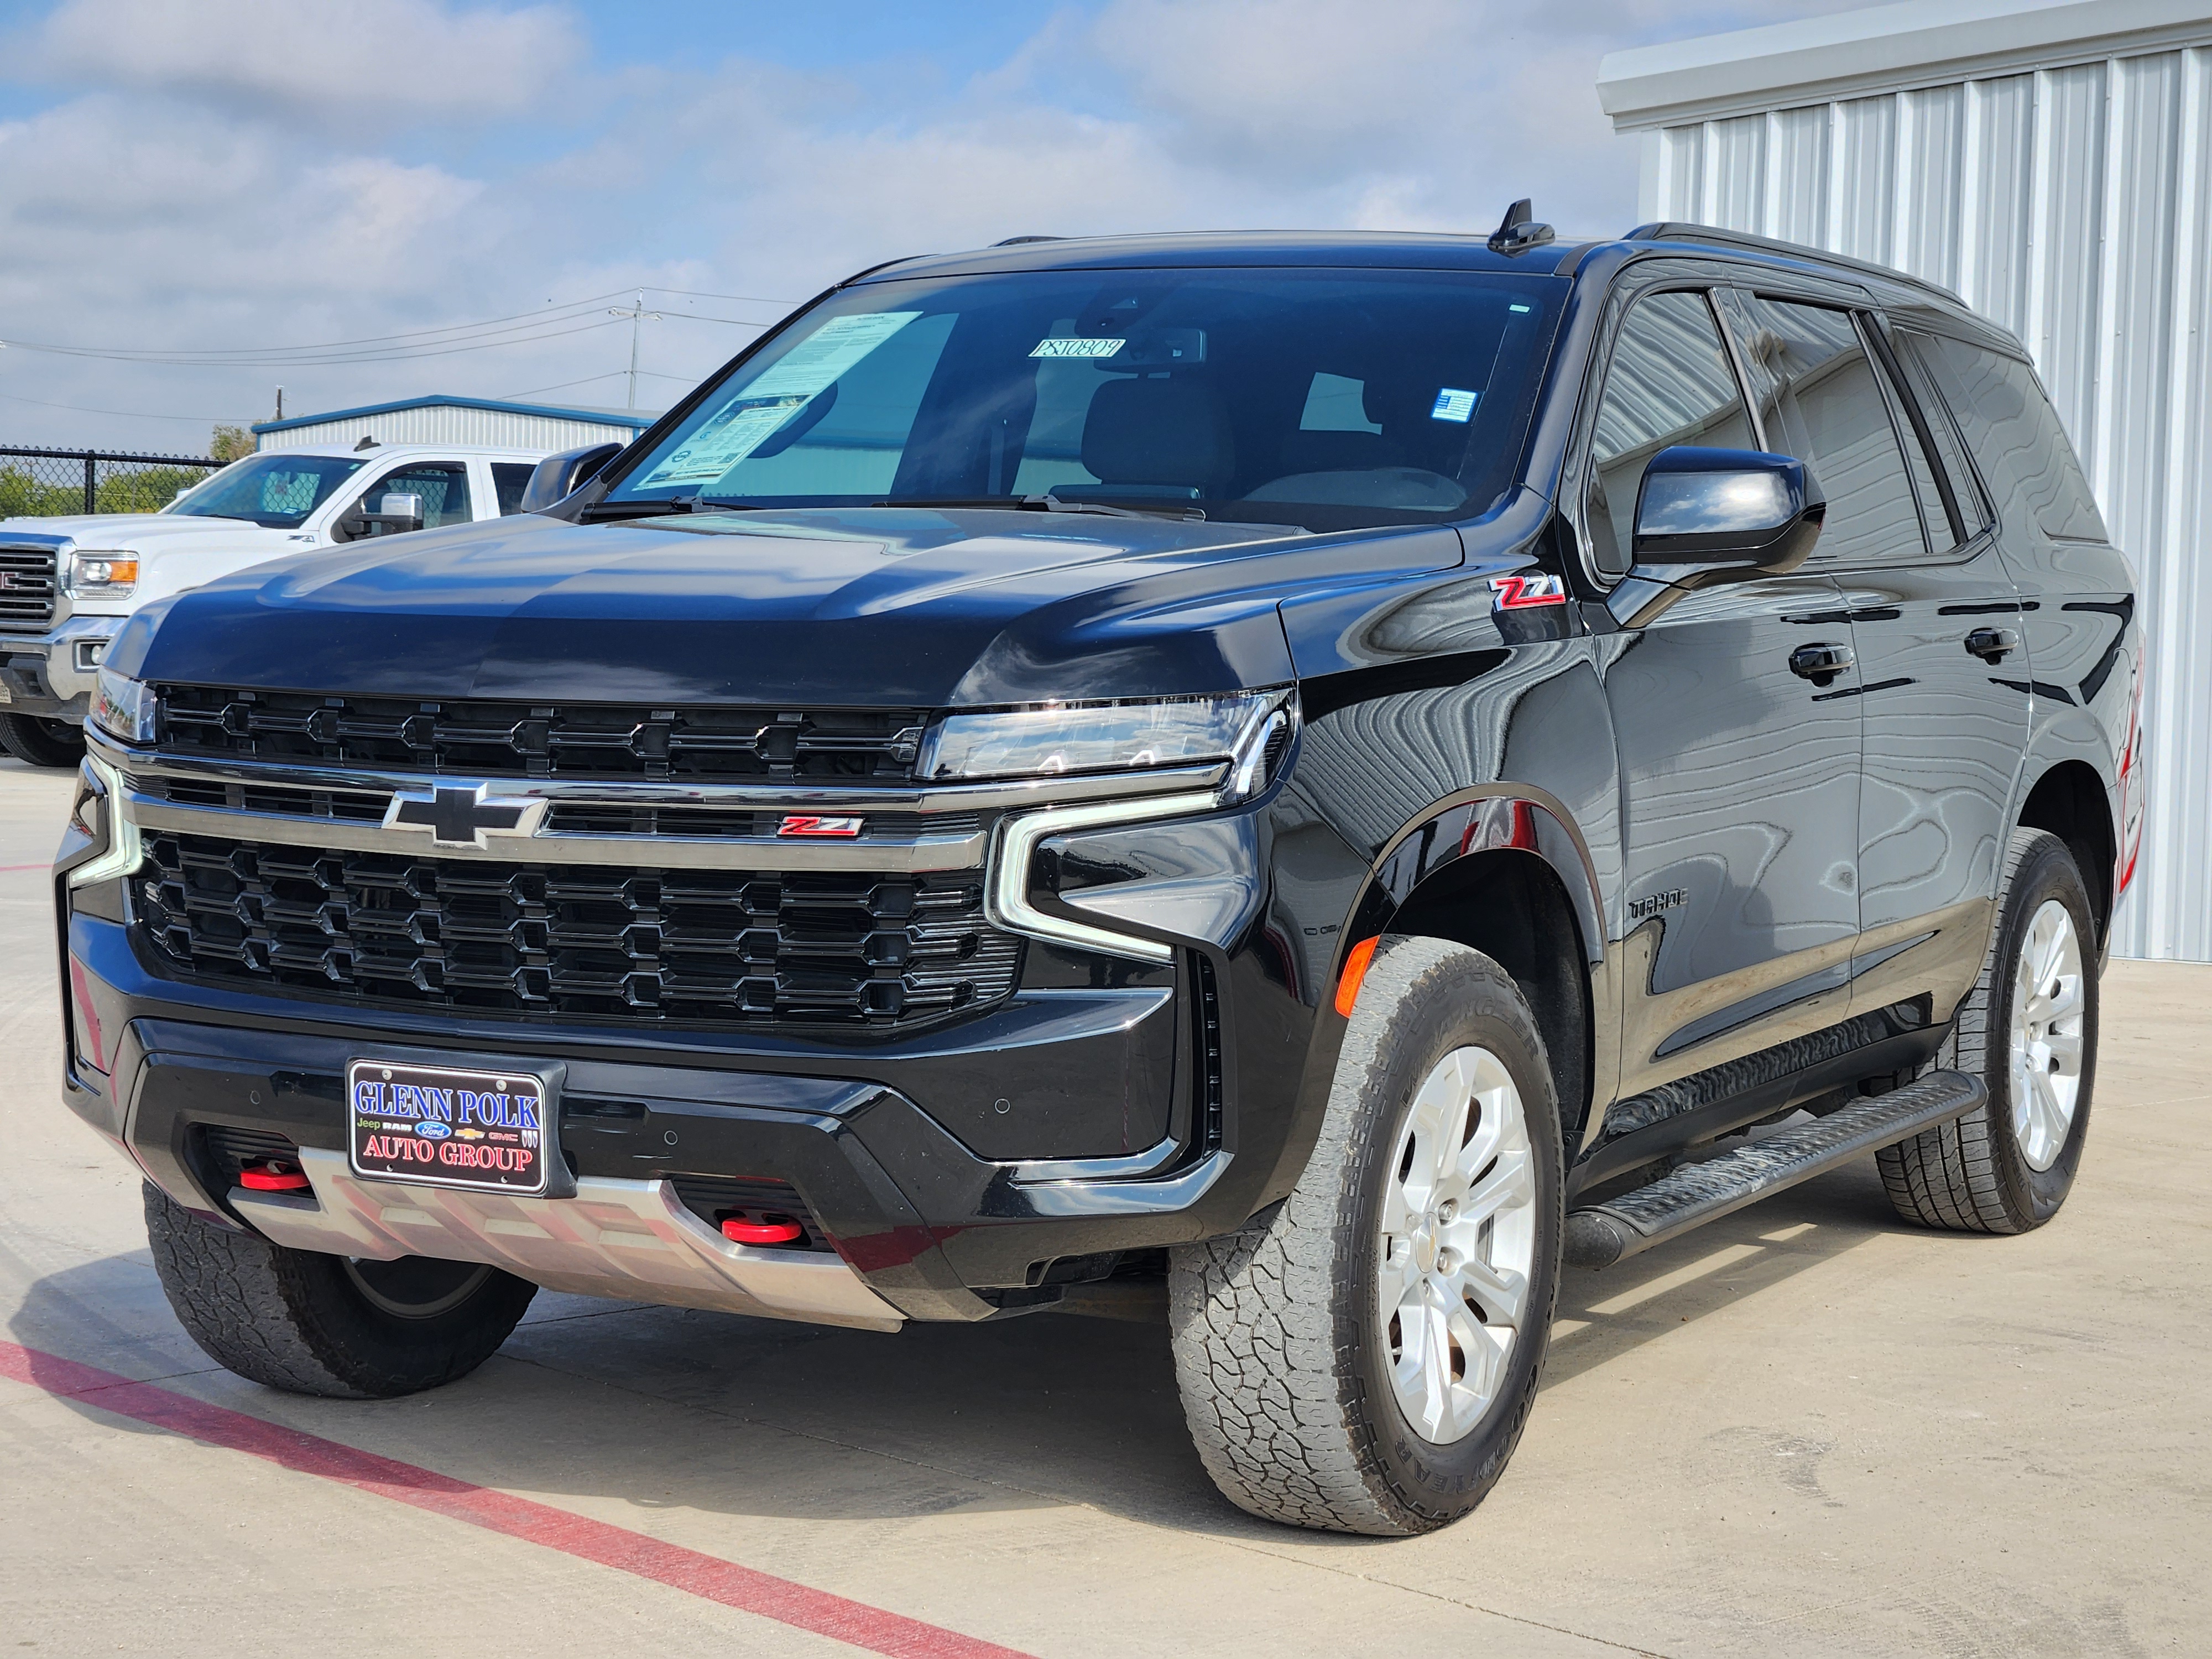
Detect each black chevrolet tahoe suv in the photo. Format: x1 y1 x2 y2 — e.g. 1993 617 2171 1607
57 211 2143 1536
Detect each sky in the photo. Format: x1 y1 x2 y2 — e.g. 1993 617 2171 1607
0 0 1865 452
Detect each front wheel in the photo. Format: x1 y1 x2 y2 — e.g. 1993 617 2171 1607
1169 936 1563 1535
0 712 85 768
145 1183 538 1397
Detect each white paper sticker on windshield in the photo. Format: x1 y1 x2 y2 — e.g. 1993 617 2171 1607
1031 337 1126 359
1430 387 1479 423
745 311 920 398
636 311 921 489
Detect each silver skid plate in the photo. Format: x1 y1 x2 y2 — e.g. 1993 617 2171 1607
233 1147 903 1332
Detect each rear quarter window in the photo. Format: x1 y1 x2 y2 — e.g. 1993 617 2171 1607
1905 331 2107 542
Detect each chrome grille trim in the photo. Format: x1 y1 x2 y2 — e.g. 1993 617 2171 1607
0 539 65 632
122 781 991 872
91 732 1227 815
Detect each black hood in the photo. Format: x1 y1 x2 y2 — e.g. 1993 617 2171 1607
112 507 1466 706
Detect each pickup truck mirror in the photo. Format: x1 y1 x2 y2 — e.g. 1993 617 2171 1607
1629 447 1824 589
519 442 623 514
352 491 425 539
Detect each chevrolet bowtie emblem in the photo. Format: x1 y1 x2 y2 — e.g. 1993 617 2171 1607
382 782 548 849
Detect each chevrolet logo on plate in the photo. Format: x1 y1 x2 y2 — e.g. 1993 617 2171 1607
382 782 549 849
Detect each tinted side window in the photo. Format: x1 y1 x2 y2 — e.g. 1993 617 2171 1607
1905 331 2107 542
492 462 534 515
1724 295 1926 569
1585 289 1754 577
1887 329 1994 539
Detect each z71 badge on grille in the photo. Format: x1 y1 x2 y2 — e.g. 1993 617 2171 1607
778 815 864 838
382 782 548 849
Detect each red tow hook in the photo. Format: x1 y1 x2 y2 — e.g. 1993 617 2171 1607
238 1161 311 1192
721 1211 803 1246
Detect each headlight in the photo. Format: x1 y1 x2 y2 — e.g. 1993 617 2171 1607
916 691 1291 801
90 669 157 744
67 551 139 598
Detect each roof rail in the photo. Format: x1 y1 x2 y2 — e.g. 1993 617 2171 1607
993 235 1066 247
1626 222 1967 309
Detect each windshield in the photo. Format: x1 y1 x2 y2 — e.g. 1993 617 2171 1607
604 267 1567 531
166 453 368 528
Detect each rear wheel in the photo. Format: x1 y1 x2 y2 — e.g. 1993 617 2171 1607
0 712 85 768
1878 829 2098 1234
1169 936 1563 1535
144 1183 537 1397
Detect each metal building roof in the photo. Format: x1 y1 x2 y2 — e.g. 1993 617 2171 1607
251 395 661 437
1598 0 2212 129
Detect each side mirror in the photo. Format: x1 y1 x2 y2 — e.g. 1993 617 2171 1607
1629 447 1824 589
519 442 623 514
357 491 424 538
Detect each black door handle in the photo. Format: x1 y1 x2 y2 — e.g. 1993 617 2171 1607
1789 642 1855 686
1965 627 2020 662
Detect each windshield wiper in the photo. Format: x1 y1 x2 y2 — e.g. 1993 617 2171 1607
872 494 1206 522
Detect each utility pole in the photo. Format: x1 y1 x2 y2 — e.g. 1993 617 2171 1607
607 291 662 410
274 386 284 421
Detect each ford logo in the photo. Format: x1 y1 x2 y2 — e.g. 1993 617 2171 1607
414 1121 452 1140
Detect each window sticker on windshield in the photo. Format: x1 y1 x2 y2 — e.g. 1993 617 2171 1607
1431 387 1479 423
1031 337 1126 359
637 311 921 488
744 311 920 398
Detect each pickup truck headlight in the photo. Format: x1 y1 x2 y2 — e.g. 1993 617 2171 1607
89 669 156 745
67 551 139 598
916 691 1291 802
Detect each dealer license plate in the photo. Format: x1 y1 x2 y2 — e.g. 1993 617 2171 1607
347 1058 553 1195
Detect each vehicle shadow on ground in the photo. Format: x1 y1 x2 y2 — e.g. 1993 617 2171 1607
8 1155 1944 1546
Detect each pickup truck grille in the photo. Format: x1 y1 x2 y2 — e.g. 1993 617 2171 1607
134 832 1021 1027
0 546 59 630
150 686 928 783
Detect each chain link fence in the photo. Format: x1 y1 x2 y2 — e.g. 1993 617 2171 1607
0 446 226 518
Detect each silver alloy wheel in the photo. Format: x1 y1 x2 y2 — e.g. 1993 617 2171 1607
1378 1045 1538 1445
2010 898 2086 1172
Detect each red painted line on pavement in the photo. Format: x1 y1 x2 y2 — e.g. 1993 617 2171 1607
0 1340 1034 1659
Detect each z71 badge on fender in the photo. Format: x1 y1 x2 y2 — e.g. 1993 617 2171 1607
1489 572 1567 610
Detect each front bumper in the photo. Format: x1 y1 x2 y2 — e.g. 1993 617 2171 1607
64 910 1251 1326
1 615 118 720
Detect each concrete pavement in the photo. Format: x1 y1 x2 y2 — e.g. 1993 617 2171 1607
2 752 2205 1657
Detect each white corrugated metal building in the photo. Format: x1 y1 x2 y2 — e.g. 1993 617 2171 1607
1599 0 2212 963
253 395 660 455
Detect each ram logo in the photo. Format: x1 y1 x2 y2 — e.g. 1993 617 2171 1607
1488 572 1567 610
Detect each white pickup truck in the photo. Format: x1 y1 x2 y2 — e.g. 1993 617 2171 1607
0 440 552 765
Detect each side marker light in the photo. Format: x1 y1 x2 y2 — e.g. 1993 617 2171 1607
1334 936 1380 1018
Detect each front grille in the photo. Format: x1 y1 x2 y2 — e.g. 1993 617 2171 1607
135 832 1022 1028
152 686 928 783
137 773 392 824
0 546 59 630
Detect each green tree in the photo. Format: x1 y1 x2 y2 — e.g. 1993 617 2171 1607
210 424 254 463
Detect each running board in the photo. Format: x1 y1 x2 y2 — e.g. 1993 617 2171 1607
1564 1070 1986 1269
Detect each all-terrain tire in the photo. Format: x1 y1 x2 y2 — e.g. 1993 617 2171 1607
1877 829 2098 1234
0 712 85 768
145 1183 538 1397
1168 936 1564 1535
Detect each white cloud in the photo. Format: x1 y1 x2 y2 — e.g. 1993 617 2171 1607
25 0 582 122
0 0 1862 448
